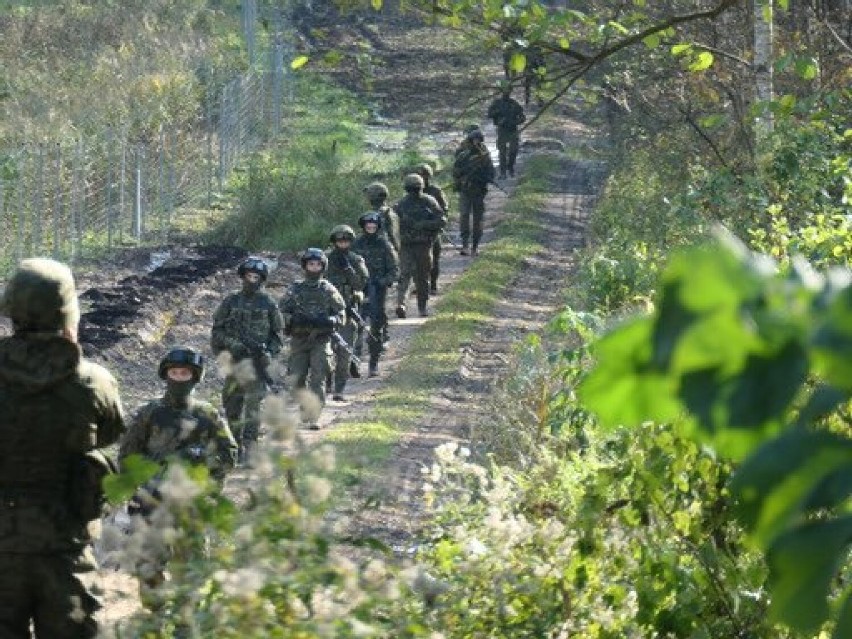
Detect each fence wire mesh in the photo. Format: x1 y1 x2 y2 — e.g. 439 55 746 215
0 22 290 274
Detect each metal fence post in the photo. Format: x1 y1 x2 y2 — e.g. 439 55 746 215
119 136 127 245
15 146 26 263
106 131 114 249
32 143 45 255
52 143 62 259
134 144 143 243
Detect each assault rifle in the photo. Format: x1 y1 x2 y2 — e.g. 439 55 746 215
230 321 278 392
347 303 381 345
288 300 362 366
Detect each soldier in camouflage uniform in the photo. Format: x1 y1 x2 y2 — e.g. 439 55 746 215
120 347 237 485
210 257 283 461
487 82 526 178
352 211 400 377
119 347 236 598
415 163 450 294
279 248 346 429
324 225 369 400
0 258 125 639
394 173 447 318
364 181 401 255
453 125 496 257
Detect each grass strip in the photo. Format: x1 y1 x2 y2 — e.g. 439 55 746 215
325 155 555 488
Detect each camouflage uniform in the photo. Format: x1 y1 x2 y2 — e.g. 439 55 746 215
363 182 401 254
423 181 449 293
120 391 237 482
210 261 283 453
487 93 525 178
325 235 369 395
352 213 400 374
0 258 125 639
453 128 496 254
394 174 447 317
280 253 346 415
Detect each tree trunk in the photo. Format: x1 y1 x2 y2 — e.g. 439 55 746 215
753 0 774 140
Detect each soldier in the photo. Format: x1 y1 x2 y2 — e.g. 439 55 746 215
210 257 283 462
394 173 447 318
279 248 346 429
0 258 125 639
452 125 496 257
119 347 237 599
352 211 400 377
363 181 401 255
120 347 238 486
415 162 450 294
325 225 369 400
487 82 526 179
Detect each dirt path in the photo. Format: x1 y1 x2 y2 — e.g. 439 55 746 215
329 120 607 549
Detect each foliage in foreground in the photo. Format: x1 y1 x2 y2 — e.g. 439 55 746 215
581 233 852 637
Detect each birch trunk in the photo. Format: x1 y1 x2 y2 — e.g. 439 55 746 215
754 0 774 140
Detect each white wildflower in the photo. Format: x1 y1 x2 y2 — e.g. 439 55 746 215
434 441 459 464
310 444 336 472
464 537 487 557
157 464 202 504
304 475 332 504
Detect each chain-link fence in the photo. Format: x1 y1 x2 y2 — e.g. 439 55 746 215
0 0 292 273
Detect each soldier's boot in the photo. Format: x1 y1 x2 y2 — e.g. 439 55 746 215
471 242 479 258
395 304 407 319
460 246 469 256
349 360 361 378
368 355 379 377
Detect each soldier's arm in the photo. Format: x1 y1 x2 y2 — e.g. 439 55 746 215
434 187 449 214
118 405 152 464
211 297 242 354
352 255 369 291
329 287 347 324
385 242 400 285
267 300 285 355
208 408 238 478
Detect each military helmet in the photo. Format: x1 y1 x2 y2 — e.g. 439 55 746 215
0 258 80 332
358 211 382 229
464 124 484 141
403 173 424 191
237 256 269 282
329 224 356 242
158 347 205 382
416 163 434 178
300 247 328 271
363 182 389 201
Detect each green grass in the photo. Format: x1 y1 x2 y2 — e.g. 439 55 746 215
325 155 554 490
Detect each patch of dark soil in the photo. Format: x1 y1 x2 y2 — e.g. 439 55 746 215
78 245 247 354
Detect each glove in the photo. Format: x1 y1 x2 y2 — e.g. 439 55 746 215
336 253 353 271
351 291 364 305
290 312 310 327
311 315 337 330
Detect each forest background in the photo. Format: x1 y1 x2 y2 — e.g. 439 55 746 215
2 0 852 637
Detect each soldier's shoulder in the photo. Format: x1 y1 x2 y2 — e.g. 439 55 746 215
189 399 221 420
77 359 121 397
255 291 278 308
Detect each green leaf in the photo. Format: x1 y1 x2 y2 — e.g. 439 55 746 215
642 33 661 49
731 430 852 545
371 0 382 9
810 282 852 389
767 516 852 633
579 317 682 428
835 592 852 639
509 52 527 74
671 43 692 56
103 454 161 505
795 58 819 80
558 37 571 49
291 55 309 70
688 51 714 72
606 21 629 35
